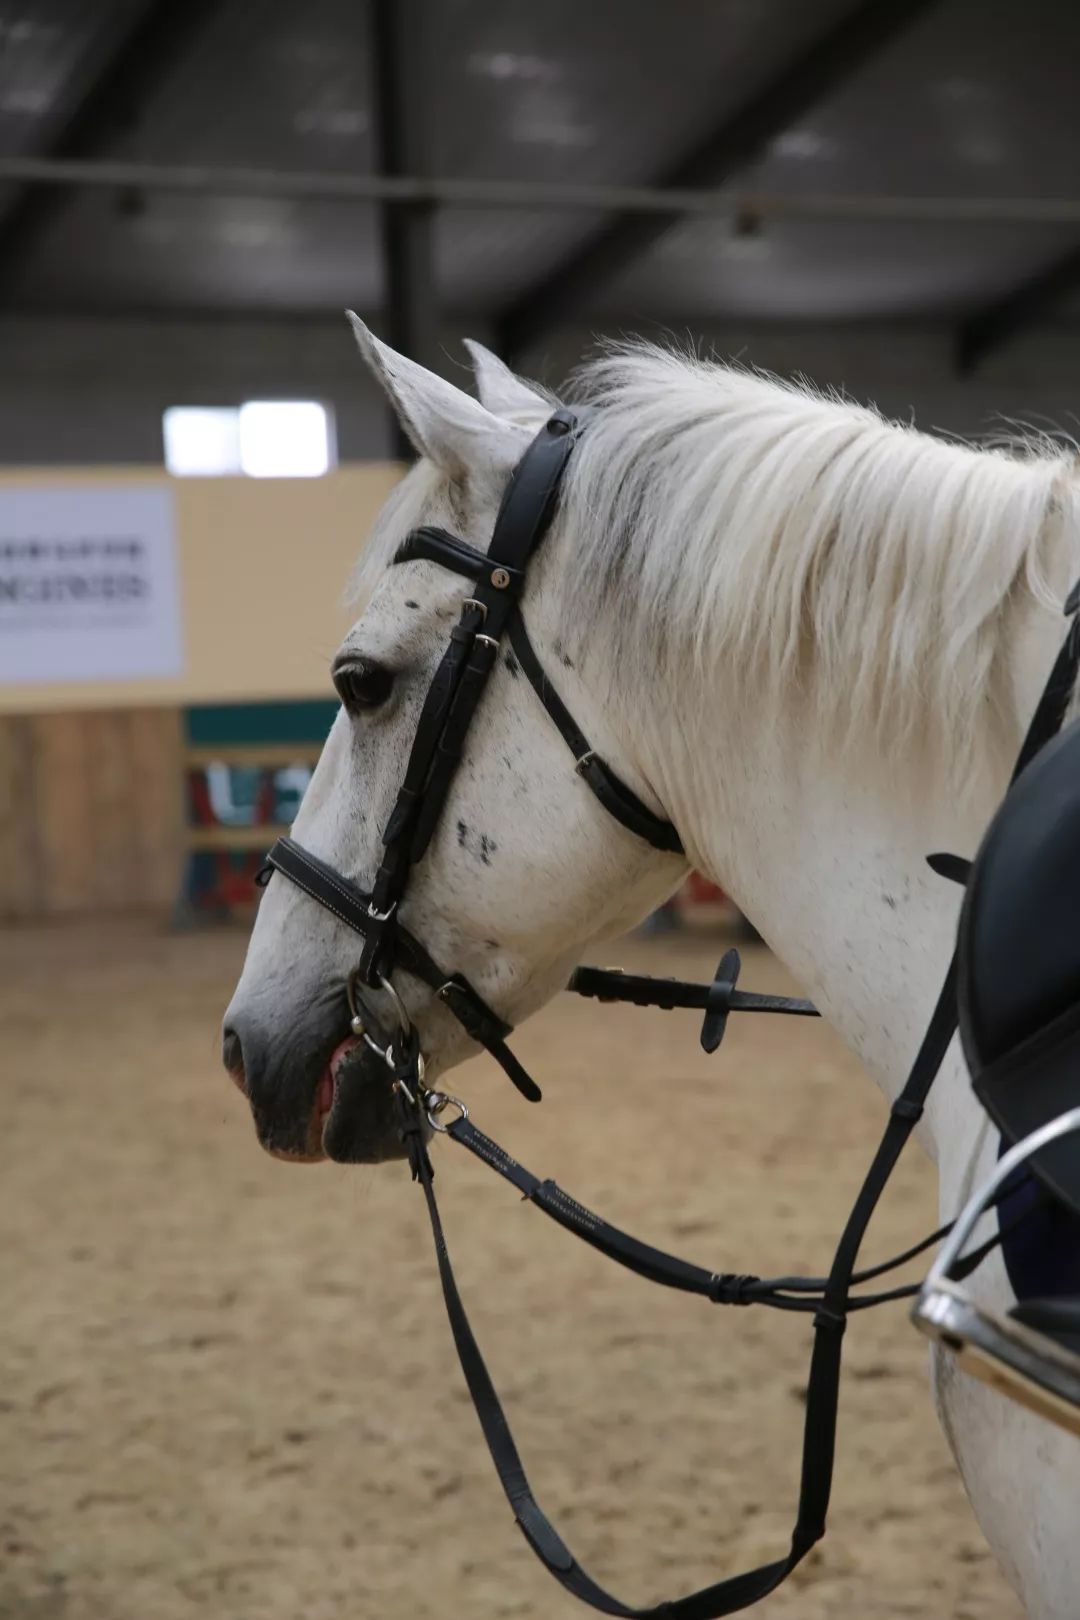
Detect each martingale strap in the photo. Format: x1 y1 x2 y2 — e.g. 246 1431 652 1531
409 961 961 1619
441 1113 974 1311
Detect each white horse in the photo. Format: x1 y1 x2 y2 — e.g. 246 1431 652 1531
224 318 1080 1617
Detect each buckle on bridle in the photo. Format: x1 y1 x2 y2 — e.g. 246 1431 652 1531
575 751 596 774
461 597 487 623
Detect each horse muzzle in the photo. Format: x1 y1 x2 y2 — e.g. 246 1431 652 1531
221 997 411 1165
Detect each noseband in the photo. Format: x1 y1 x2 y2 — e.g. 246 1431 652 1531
258 409 1080 1616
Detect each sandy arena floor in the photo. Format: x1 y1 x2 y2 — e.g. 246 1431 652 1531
1 918 1024 1620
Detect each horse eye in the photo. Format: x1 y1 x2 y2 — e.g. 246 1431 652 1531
333 661 395 713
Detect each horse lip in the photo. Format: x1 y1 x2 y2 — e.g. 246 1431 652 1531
241 1028 407 1166
320 1043 411 1165
318 1035 363 1128
267 1143 325 1165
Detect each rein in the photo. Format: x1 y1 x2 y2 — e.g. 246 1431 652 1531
259 408 1080 1616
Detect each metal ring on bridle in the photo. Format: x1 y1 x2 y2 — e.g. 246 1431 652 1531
346 966 414 1068
424 1090 469 1132
376 972 412 1037
360 1028 396 1065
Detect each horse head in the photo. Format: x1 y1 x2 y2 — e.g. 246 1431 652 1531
222 320 684 1163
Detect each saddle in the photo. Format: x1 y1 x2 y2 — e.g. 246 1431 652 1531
956 715 1080 1351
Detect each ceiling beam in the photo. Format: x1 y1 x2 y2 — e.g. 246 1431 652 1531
956 246 1080 373
371 0 440 459
496 0 944 363
0 0 221 291
6 159 1080 229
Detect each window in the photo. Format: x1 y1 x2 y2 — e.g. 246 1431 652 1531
163 401 334 478
162 407 240 477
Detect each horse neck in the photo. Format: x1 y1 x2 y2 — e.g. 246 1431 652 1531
627 550 1076 1181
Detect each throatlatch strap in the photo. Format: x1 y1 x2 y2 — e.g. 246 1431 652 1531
507 612 684 856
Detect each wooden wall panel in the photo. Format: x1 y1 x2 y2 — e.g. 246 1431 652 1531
126 707 184 910
0 707 182 921
34 714 95 914
0 716 41 917
88 711 140 909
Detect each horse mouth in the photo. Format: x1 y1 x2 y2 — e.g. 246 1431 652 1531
315 1037 412 1165
317 1034 361 1125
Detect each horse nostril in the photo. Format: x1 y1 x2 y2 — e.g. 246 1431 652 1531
222 1027 246 1092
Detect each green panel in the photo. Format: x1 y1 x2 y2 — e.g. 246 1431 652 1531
184 700 339 747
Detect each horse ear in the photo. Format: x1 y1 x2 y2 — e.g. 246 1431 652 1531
463 339 551 424
346 312 528 474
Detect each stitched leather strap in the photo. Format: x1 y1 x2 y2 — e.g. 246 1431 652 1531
508 611 684 855
262 837 541 1102
396 525 514 584
411 955 961 1618
360 412 588 982
568 952 818 1053
1010 599 1080 782
263 842 809 1101
392 426 684 861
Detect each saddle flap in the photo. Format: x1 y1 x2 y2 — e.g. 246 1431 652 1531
958 717 1080 1216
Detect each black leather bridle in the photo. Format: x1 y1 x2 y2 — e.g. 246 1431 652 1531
263 408 705 1106
257 408 1080 1616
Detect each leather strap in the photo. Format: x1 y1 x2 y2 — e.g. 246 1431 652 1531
408 952 965 1613
1010 599 1080 783
261 837 540 1102
508 611 683 855
410 577 1080 1614
262 842 808 1102
395 525 512 584
391 423 684 861
444 1116 920 1310
359 412 588 984
412 964 960 1619
262 463 1080 1617
569 950 818 1054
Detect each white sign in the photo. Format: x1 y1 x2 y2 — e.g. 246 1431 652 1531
0 485 184 686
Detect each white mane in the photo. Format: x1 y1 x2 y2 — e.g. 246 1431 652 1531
558 344 1080 784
